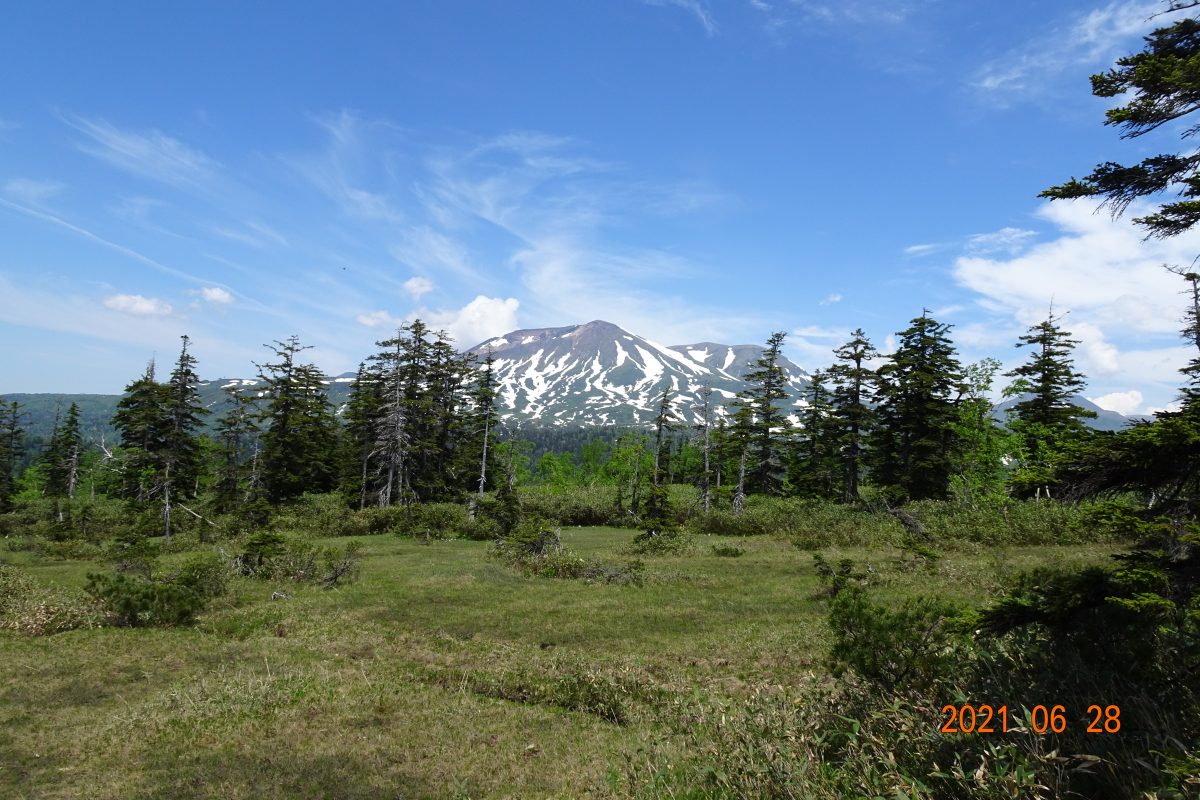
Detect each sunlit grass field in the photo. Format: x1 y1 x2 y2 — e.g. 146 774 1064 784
0 528 1117 799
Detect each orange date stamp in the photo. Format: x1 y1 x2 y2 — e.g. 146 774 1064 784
939 704 1121 734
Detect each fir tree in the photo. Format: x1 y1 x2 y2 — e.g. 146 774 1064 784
256 336 339 503
164 335 208 499
0 401 23 512
871 312 964 501
214 385 260 514
340 362 383 509
44 402 82 499
1004 313 1096 476
470 349 499 499
788 370 840 499
113 359 173 502
641 387 677 537
827 328 878 502
738 331 790 495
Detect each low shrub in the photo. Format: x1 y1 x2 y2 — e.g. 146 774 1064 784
85 572 205 627
167 551 229 599
709 543 745 557
491 520 643 585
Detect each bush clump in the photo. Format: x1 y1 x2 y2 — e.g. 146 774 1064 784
85 572 205 628
0 564 104 635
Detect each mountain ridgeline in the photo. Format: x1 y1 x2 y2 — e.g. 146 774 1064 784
3 319 1137 445
4 320 813 442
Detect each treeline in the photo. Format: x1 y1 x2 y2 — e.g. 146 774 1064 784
520 309 1100 513
0 323 504 536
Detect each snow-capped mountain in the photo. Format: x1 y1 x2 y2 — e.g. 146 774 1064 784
470 320 810 426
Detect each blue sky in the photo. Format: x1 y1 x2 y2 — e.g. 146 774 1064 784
2 0 1198 414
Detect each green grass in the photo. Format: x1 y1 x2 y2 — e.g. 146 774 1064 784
0 527 1119 799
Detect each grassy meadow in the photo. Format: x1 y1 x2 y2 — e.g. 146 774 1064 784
0 524 1118 799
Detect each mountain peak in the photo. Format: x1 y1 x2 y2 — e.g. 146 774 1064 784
467 320 810 426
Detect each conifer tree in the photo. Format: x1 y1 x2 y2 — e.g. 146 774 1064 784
1004 313 1095 461
788 370 840 499
44 402 83 499
256 335 338 503
470 350 499 499
871 312 964 501
641 387 677 537
739 331 790 495
694 384 715 512
340 362 383 509
214 386 260 514
827 328 878 502
164 335 208 499
0 401 23 512
113 359 172 502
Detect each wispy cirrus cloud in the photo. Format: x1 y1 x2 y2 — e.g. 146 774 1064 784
972 1 1158 102
641 0 718 36
4 178 65 206
65 115 218 187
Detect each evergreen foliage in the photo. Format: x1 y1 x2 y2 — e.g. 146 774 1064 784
787 370 840 499
871 312 963 501
44 402 83 499
255 336 339 504
1041 11 1200 238
738 331 790 495
827 328 878 502
0 401 24 511
1004 313 1095 459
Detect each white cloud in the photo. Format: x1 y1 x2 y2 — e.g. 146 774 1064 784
403 276 434 300
390 226 481 281
4 178 64 205
418 295 520 347
819 293 842 305
965 227 1037 256
973 1 1158 100
904 243 941 257
200 287 233 304
103 293 173 317
1090 390 1143 416
953 199 1200 410
66 116 216 187
355 310 401 329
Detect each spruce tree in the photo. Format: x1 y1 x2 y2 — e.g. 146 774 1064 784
44 402 83 499
788 370 840 499
738 331 790 495
871 312 964 501
256 336 338 503
827 328 878 502
0 401 23 512
214 385 260 514
113 359 175 505
340 362 384 509
1004 313 1095 460
164 335 208 499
